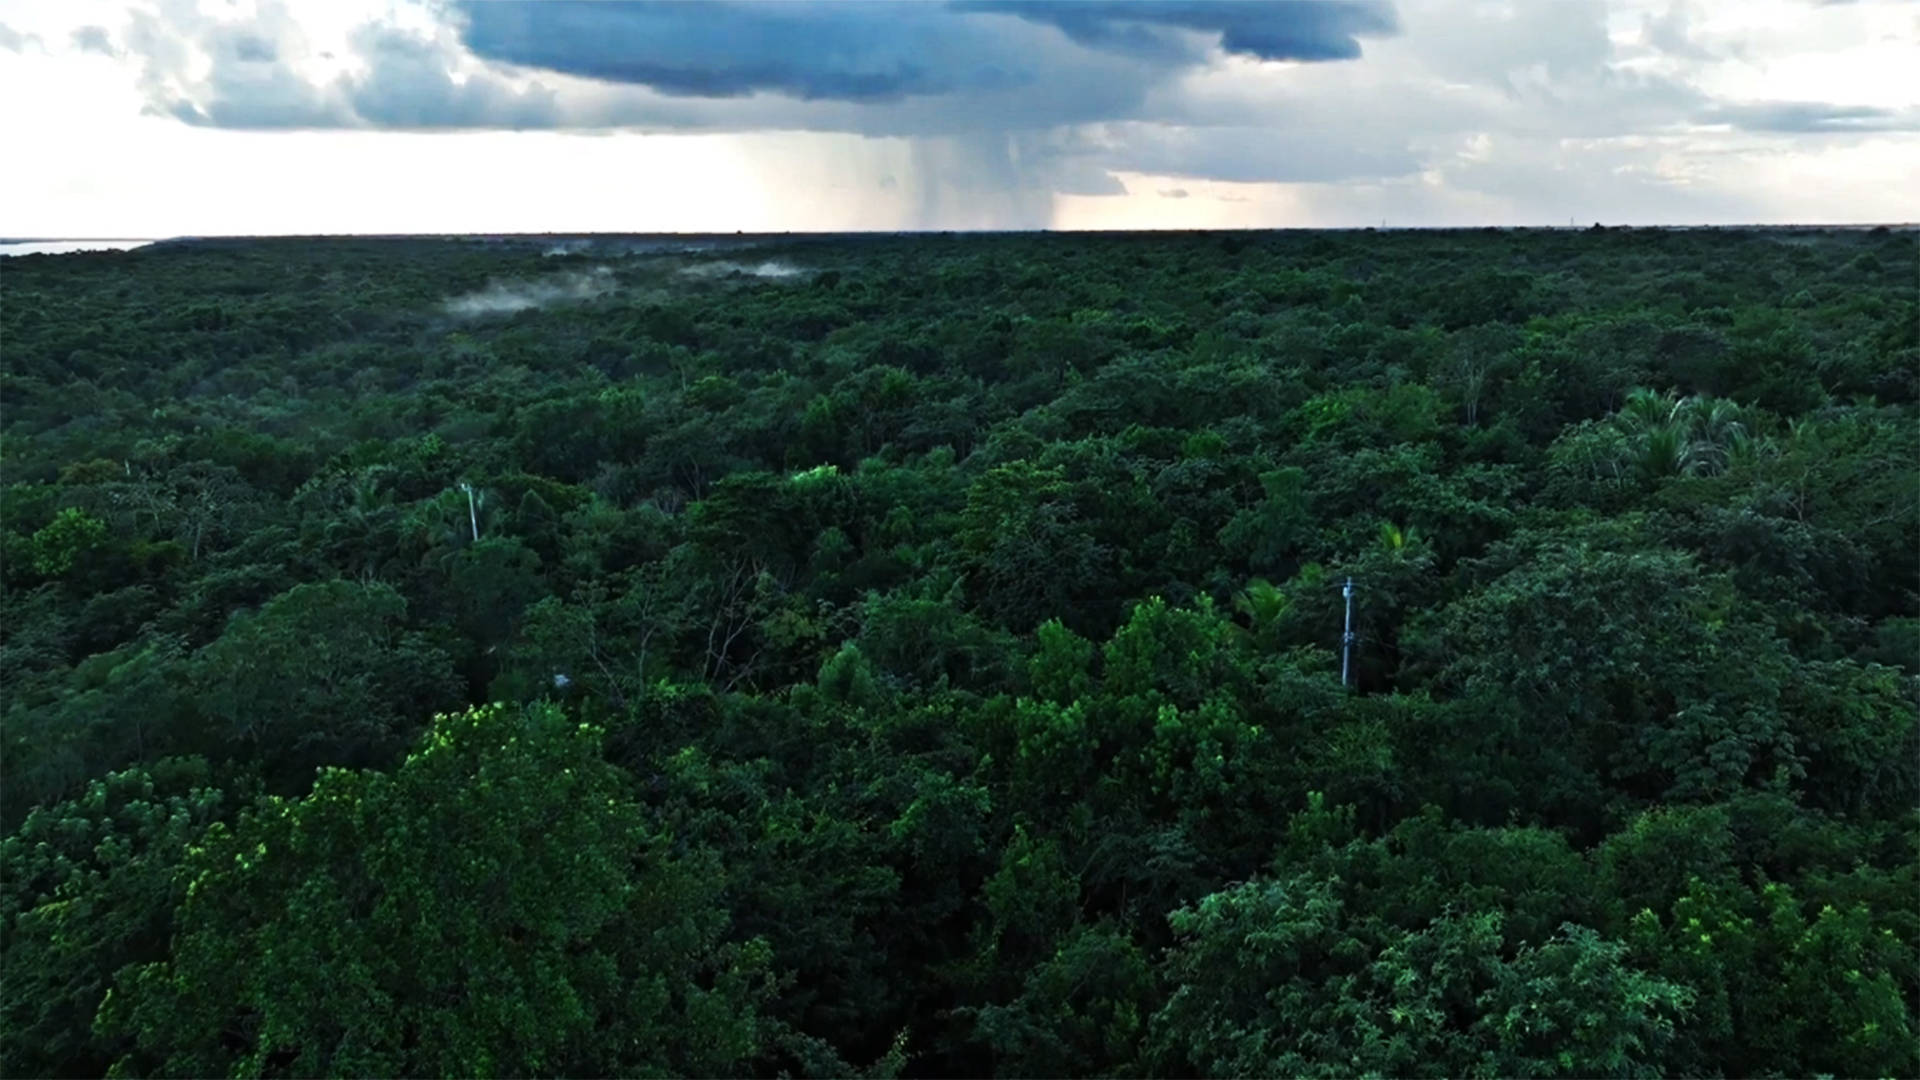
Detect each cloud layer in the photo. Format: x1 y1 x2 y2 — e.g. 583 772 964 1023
9 0 1915 231
454 1 1396 103
123 0 1407 137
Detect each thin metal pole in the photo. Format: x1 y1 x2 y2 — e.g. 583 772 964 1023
461 483 479 542
1341 577 1354 688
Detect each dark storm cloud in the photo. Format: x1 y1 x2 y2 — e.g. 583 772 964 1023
1704 100 1920 132
104 0 1914 230
454 1 1393 102
954 1 1397 63
122 0 1403 137
457 1 1032 102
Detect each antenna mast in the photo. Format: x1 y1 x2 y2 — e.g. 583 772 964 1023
1341 577 1355 688
460 482 480 543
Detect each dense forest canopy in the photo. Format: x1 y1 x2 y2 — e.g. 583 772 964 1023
2 227 1916 1077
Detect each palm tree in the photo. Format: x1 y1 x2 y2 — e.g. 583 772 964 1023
1613 388 1748 480
404 487 480 553
1377 521 1420 553
1637 422 1689 480
1618 387 1682 435
1723 427 1777 472
322 467 398 579
1233 578 1290 636
1678 396 1746 474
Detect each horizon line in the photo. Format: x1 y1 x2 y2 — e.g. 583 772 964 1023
5 222 1917 244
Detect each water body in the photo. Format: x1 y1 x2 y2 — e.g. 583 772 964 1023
0 239 154 257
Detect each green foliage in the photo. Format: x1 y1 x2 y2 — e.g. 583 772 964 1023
1627 878 1919 1078
1 760 228 1079
969 924 1155 1078
1150 874 1688 1078
959 461 1112 633
31 508 108 578
191 580 464 786
98 703 770 1078
1407 538 1807 827
2 229 1915 1078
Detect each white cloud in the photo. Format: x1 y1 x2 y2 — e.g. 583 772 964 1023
2 0 1915 233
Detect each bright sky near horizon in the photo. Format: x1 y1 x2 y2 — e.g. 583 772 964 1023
2 0 1915 235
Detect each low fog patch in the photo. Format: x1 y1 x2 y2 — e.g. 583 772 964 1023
678 260 807 281
444 267 616 317
540 237 772 258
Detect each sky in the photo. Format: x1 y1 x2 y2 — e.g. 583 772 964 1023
1 0 1915 235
